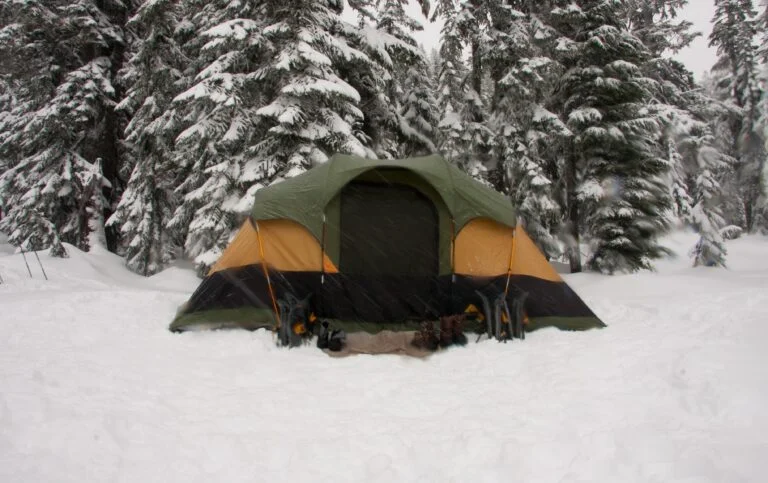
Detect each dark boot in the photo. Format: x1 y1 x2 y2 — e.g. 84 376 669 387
316 321 330 349
413 321 439 351
327 329 346 352
439 316 454 347
452 314 468 346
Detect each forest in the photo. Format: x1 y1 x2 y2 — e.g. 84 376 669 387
1 0 766 276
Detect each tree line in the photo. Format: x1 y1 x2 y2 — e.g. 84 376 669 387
1 0 766 276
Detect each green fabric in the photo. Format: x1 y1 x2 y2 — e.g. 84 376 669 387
250 154 516 242
170 307 276 332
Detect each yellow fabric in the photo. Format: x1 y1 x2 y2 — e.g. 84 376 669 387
209 220 260 274
255 219 282 321
454 218 514 276
209 219 338 274
454 218 562 282
510 226 562 282
210 217 557 281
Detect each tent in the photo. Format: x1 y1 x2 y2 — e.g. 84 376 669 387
170 154 604 337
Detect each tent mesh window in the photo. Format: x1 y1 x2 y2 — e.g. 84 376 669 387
339 181 439 277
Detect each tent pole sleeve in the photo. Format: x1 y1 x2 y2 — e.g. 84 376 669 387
450 218 456 312
450 218 456 278
320 213 327 283
504 223 518 296
320 213 327 312
254 220 281 325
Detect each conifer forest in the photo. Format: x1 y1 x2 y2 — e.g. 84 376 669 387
1 0 766 276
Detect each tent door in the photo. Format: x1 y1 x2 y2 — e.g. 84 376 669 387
335 181 439 321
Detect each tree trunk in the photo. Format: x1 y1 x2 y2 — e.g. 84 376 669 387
565 143 582 273
471 39 482 99
102 4 129 253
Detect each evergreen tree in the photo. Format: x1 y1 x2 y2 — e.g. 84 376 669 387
552 0 672 273
755 0 768 231
709 0 766 232
0 0 130 256
433 0 494 180
349 0 436 158
690 152 728 267
668 139 694 222
379 0 439 156
400 60 440 156
434 0 468 163
489 2 568 258
107 0 189 275
165 0 272 270
673 106 732 266
251 0 375 170
167 1 381 271
453 0 495 180
619 0 698 54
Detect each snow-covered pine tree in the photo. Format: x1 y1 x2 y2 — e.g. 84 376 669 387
433 0 494 180
337 0 393 156
673 101 733 267
377 0 439 156
344 0 435 158
488 2 568 258
0 0 130 256
451 89 496 182
552 0 672 274
617 1 700 164
618 0 698 55
434 0 468 163
253 1 374 166
755 0 768 231
165 0 272 272
709 0 766 232
668 139 694 222
618 1 736 263
454 0 495 181
169 1 379 272
689 141 729 267
400 59 440 156
107 0 189 275
759 0 768 63
0 76 15 192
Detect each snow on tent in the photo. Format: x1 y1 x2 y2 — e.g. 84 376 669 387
170 154 604 352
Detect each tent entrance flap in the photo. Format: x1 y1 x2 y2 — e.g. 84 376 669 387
340 181 439 277
333 181 440 321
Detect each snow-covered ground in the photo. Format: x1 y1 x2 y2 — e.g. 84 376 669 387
1 232 767 482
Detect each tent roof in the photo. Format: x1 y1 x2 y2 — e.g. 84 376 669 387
250 154 516 240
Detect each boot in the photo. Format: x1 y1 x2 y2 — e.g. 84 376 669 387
439 315 454 347
327 329 346 352
413 321 439 351
451 314 468 346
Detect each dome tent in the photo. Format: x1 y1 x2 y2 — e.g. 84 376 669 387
170 154 603 341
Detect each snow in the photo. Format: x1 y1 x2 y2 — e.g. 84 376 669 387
282 77 361 103
203 19 261 42
1 232 768 482
568 107 603 124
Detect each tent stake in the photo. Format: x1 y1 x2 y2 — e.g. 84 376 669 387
20 247 33 278
33 250 48 280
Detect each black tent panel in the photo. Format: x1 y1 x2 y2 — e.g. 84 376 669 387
340 181 439 277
